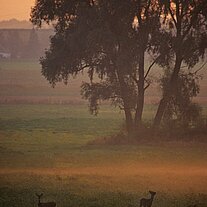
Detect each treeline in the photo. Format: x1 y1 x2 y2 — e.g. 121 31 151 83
0 29 53 59
0 96 85 105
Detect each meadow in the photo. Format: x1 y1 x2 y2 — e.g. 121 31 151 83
0 60 207 207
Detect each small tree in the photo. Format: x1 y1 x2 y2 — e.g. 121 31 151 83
153 0 207 128
161 71 202 129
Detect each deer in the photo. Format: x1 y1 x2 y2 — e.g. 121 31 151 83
139 191 156 207
36 193 56 207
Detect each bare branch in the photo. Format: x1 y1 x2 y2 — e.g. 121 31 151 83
144 56 160 80
80 64 90 70
168 6 177 27
193 61 207 75
180 64 188 69
144 82 150 91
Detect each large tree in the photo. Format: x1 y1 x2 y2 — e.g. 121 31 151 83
31 0 162 133
31 0 206 133
153 0 207 128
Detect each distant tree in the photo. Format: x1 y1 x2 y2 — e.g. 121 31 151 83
7 30 22 58
31 0 163 133
0 32 7 52
24 28 39 58
153 0 207 128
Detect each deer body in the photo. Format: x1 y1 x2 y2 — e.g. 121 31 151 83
140 191 156 207
36 193 56 207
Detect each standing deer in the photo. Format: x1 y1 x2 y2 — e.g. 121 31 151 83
36 193 56 207
140 191 156 207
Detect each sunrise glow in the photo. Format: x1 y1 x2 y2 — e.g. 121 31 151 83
0 0 35 20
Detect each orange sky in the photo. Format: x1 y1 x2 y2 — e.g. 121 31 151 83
0 0 35 21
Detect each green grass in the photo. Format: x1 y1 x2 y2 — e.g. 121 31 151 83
0 181 206 207
0 104 122 133
0 104 123 168
0 104 206 168
0 59 39 71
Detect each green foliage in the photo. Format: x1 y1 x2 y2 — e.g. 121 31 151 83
81 81 118 115
161 71 202 128
81 79 138 115
153 0 207 128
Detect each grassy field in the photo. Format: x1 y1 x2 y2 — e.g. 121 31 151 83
0 59 207 207
0 104 207 207
0 59 88 104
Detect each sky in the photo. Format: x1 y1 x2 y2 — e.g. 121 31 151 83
0 0 35 21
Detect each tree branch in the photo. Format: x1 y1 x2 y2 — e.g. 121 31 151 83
144 82 150 91
180 64 188 69
144 0 152 20
168 6 177 27
182 2 204 40
144 56 160 80
193 61 207 75
80 64 90 70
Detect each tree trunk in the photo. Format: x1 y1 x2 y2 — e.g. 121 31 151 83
135 50 145 128
153 55 182 129
124 106 134 133
153 2 184 129
153 95 170 129
116 69 133 133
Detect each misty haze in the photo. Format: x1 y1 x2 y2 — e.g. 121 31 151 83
0 1 207 207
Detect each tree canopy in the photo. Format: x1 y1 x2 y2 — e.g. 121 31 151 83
153 0 207 128
31 0 207 134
